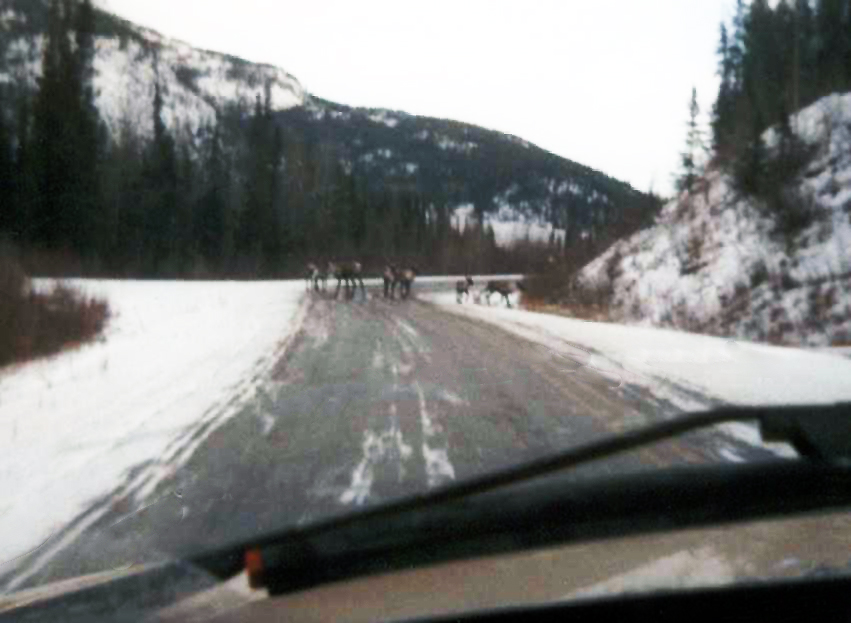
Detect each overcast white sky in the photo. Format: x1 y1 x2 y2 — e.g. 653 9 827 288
97 0 735 195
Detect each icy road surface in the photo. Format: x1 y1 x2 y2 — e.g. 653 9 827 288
3 278 851 592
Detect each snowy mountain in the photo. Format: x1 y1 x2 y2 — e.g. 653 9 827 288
0 0 654 246
579 92 851 348
0 0 304 142
275 97 653 243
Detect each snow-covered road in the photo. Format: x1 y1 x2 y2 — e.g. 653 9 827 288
4 278 851 595
424 291 851 408
423 291 851 456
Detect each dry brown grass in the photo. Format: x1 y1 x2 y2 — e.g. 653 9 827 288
0 256 109 368
521 268 614 322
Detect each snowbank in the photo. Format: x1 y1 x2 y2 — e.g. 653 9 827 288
424 292 851 410
580 92 851 347
0 280 305 588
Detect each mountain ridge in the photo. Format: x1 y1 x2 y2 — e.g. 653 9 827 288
0 0 657 266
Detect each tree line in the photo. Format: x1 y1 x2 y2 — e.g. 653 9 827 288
0 0 658 279
709 0 851 194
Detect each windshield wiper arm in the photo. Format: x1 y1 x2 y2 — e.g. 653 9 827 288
191 403 851 592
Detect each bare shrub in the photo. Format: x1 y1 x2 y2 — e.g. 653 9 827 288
749 261 769 289
0 256 109 368
522 270 568 305
604 247 623 284
680 227 707 276
773 187 818 250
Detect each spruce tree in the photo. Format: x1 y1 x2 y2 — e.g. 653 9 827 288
13 96 36 244
0 92 14 237
712 24 736 155
143 79 178 274
816 0 848 92
676 88 704 194
197 120 228 268
72 0 100 256
30 0 100 257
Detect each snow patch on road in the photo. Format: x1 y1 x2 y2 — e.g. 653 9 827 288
372 343 385 370
391 319 431 363
422 447 455 488
0 280 306 588
339 405 413 506
437 389 468 406
414 383 455 488
258 412 276 437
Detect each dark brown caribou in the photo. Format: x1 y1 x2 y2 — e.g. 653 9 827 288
383 265 397 299
305 263 328 292
456 276 474 303
394 267 418 299
305 263 319 291
329 261 365 300
484 279 525 308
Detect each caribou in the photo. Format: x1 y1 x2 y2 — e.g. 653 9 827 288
305 262 328 292
394 267 418 300
383 265 397 299
305 263 319 291
382 264 418 299
456 276 474 303
484 279 525 308
329 261 366 300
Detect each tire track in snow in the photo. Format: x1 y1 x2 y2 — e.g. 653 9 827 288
2 293 311 593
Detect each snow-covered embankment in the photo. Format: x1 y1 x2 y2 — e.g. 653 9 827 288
0 280 306 588
580 92 851 347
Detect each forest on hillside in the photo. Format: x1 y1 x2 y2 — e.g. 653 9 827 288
0 0 662 278
683 0 851 201
7 1 847 280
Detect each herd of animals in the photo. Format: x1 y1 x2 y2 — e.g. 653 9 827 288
304 262 525 307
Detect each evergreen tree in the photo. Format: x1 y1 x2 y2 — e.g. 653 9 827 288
816 0 849 92
12 96 36 245
729 0 747 90
142 79 178 274
792 0 817 110
196 119 229 269
175 135 196 272
0 92 14 237
237 94 269 270
72 0 101 255
676 88 704 194
713 24 736 154
32 0 71 248
30 0 100 257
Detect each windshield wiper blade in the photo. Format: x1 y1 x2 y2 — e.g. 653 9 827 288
191 403 851 592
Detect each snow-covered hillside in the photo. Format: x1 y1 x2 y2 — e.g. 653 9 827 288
0 2 305 142
0 1 650 241
580 92 851 347
452 203 567 247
